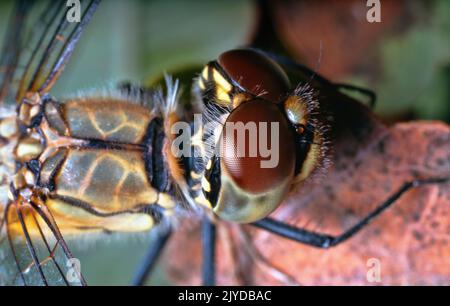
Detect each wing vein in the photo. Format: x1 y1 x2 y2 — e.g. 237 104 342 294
16 203 49 286
29 208 70 286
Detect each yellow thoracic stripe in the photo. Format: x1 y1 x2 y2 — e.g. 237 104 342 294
198 78 206 90
212 68 232 92
201 176 211 193
201 66 209 80
216 86 231 103
190 170 202 180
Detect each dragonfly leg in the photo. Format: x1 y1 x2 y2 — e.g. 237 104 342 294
202 216 216 286
252 177 450 248
131 226 172 286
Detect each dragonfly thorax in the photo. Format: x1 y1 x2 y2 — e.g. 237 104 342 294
3 83 190 239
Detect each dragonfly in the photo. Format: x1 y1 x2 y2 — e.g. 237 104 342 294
0 0 449 286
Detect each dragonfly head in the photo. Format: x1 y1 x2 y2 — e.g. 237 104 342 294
199 48 328 223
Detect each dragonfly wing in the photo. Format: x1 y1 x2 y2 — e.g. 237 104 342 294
0 197 86 286
0 0 101 105
0 1 32 104
0 0 101 286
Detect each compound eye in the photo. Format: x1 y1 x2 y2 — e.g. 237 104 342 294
218 49 291 102
221 99 295 192
214 98 296 223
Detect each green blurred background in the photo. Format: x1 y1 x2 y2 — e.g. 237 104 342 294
0 0 449 285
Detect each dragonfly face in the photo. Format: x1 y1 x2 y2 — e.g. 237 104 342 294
193 48 328 223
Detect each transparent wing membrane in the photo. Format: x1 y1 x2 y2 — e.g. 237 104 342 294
1 199 85 286
0 0 100 286
0 0 31 104
0 0 100 105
